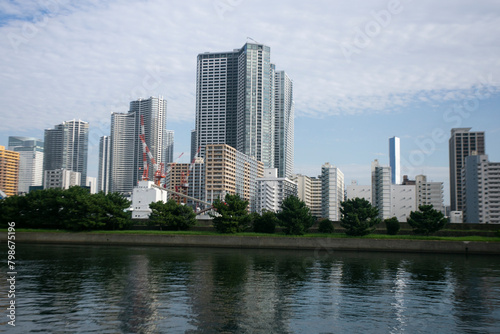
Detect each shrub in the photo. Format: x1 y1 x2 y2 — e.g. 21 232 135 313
384 217 400 235
210 194 250 233
318 219 334 233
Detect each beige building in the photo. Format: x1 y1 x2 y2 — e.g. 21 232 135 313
291 174 322 218
205 144 263 208
0 146 20 197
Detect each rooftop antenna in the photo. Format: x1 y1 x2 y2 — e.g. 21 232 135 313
247 37 260 44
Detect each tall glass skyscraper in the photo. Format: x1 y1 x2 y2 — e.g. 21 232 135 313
43 120 89 186
195 42 293 174
98 136 111 194
389 136 401 185
274 71 294 178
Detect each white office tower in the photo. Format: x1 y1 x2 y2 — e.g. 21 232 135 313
255 168 297 213
8 136 44 194
415 175 445 214
391 184 416 222
463 154 500 224
43 120 89 186
291 174 322 218
131 181 168 219
110 112 135 194
372 159 392 220
389 136 401 184
321 163 345 221
274 71 294 178
86 176 97 194
98 136 111 194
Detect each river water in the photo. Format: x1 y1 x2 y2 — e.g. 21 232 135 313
1 244 499 333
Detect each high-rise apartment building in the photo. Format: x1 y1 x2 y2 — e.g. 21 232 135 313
130 96 167 184
372 159 392 219
389 136 401 185
321 162 345 221
108 96 167 195
195 42 293 175
463 154 500 224
449 128 485 211
98 136 111 194
165 130 174 164
0 146 20 197
8 136 44 194
109 112 135 194
274 71 294 178
43 119 89 186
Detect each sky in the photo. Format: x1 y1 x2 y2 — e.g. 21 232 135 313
1 0 499 206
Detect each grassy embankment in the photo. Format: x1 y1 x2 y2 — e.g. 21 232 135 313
4 228 500 242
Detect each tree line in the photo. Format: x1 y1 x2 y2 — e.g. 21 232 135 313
0 188 447 236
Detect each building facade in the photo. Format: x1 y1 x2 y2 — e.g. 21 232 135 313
43 169 81 189
389 136 401 184
0 146 20 197
131 181 168 219
8 136 44 194
415 174 445 214
391 184 416 222
291 174 322 218
204 144 263 209
321 162 345 221
165 130 174 164
109 112 136 194
98 136 111 194
274 71 294 178
463 154 500 224
345 181 372 203
43 120 89 186
255 168 297 213
372 159 392 220
449 128 485 212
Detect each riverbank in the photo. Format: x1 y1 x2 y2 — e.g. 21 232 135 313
4 231 500 255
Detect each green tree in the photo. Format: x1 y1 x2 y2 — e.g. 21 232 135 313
407 205 447 236
252 210 278 234
210 194 250 233
340 197 381 236
149 200 196 230
318 218 334 234
276 195 315 235
384 217 400 235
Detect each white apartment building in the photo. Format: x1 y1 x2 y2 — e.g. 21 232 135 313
372 159 392 220
391 184 416 222
8 136 44 194
43 169 81 189
346 180 372 203
255 168 297 213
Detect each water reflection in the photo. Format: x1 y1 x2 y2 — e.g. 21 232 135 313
1 245 499 333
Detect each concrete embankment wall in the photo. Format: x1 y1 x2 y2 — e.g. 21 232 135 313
4 232 500 255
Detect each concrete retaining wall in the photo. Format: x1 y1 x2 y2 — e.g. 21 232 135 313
3 232 500 255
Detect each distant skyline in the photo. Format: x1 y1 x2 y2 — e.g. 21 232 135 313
1 0 500 206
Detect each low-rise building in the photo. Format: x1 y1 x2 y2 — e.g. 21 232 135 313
255 168 297 213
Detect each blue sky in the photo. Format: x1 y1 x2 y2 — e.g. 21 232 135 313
1 0 499 206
